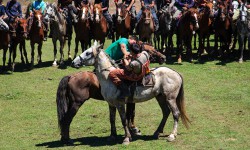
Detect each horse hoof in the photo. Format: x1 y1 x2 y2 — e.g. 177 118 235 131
153 131 159 139
166 134 176 142
177 58 182 64
122 137 130 145
131 127 142 136
107 135 117 142
239 59 243 63
61 138 74 146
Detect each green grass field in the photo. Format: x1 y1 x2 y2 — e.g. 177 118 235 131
0 37 250 150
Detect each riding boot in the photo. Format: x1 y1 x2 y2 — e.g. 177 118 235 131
117 82 131 100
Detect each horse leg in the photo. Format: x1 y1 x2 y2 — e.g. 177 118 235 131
193 33 197 50
239 34 244 63
59 40 65 67
19 43 25 64
37 43 43 67
153 94 170 139
2 47 7 71
52 39 58 66
126 103 141 136
22 41 29 65
74 38 79 59
80 40 84 53
30 42 35 69
107 105 117 141
12 44 17 71
116 104 131 145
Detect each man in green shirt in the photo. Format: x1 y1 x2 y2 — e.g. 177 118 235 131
105 36 138 61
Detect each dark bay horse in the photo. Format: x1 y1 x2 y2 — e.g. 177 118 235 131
91 3 107 46
74 4 91 58
0 30 10 71
213 3 232 59
45 3 67 67
137 6 154 44
9 18 29 71
57 43 166 145
176 8 199 63
115 3 132 40
158 5 174 59
29 10 44 68
197 2 214 59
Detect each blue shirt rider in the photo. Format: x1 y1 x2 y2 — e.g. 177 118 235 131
136 0 159 31
6 0 22 36
28 0 48 41
172 0 194 20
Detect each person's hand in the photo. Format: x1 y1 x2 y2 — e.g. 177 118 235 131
126 7 130 12
182 7 188 10
30 12 33 17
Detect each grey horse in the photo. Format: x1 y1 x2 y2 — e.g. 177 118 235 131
45 3 67 67
72 41 190 145
237 3 250 63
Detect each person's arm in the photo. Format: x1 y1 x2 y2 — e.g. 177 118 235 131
120 43 130 57
29 2 34 16
175 0 186 7
102 0 109 11
5 2 12 17
123 57 133 71
41 2 46 15
150 0 155 8
127 0 135 11
18 2 22 18
187 0 194 8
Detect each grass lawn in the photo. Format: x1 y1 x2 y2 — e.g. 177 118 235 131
0 36 250 149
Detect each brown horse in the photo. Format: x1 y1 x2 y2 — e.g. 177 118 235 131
29 9 44 68
176 8 199 63
197 2 214 59
137 6 154 44
57 43 165 145
9 18 29 71
74 4 91 58
0 30 10 71
213 3 232 59
91 3 107 47
115 3 132 40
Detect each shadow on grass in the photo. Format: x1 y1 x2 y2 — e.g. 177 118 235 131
35 135 158 148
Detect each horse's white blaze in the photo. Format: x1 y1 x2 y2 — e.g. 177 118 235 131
95 8 100 22
82 7 86 20
194 13 199 29
241 6 247 22
37 14 42 27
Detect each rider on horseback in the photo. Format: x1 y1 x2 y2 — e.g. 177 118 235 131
173 0 195 21
28 0 48 41
91 0 114 39
115 0 136 32
108 43 150 100
136 0 159 31
0 0 9 31
5 0 22 37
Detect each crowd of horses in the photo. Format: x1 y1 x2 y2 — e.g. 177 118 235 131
0 1 250 72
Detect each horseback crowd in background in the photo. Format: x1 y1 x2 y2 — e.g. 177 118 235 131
0 0 250 71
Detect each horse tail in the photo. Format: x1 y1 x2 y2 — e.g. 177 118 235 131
176 75 191 129
56 76 70 131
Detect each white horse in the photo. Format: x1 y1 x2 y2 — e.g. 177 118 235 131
71 42 190 145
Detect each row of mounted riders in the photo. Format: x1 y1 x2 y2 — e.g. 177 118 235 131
0 0 249 72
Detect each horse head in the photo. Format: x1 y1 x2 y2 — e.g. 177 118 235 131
187 8 199 30
44 3 56 21
80 4 89 21
139 42 166 64
218 4 227 21
142 6 152 25
72 41 103 67
94 3 103 23
160 6 173 31
205 2 214 18
33 9 43 28
117 3 129 24
16 18 28 39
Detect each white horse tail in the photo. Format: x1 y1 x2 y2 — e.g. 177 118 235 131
176 75 191 129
